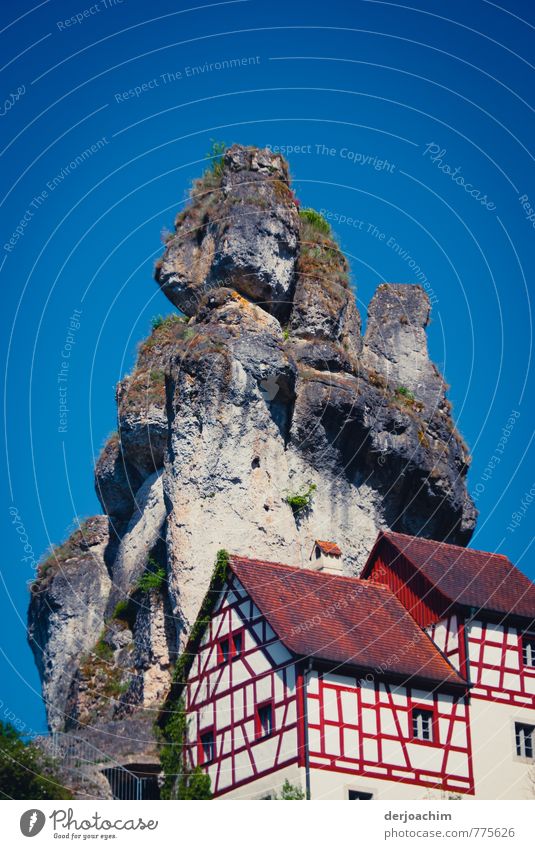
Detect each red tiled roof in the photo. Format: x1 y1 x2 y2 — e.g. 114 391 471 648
315 540 342 556
369 532 535 620
229 555 464 687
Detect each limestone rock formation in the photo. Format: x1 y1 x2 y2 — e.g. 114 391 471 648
28 144 476 788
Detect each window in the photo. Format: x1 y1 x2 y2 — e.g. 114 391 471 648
200 730 215 764
515 723 534 760
348 790 373 800
218 631 243 664
256 702 273 740
412 708 434 742
218 638 230 664
522 636 535 667
233 632 243 657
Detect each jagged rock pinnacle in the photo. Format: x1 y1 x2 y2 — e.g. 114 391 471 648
28 144 476 756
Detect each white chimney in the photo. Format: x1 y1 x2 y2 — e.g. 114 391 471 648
310 540 343 575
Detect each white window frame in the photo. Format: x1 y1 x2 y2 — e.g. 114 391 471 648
514 721 535 762
412 707 434 741
522 636 535 668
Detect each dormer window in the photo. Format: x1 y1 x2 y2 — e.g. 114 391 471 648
522 636 535 667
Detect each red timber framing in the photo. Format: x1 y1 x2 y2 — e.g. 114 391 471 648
466 619 535 708
426 615 465 676
184 573 300 797
305 670 474 795
362 537 450 629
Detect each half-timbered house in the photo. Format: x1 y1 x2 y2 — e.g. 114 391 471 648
174 532 535 799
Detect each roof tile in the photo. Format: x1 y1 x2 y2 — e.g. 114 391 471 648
374 532 535 620
229 555 464 687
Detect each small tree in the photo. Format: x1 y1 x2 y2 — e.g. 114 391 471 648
0 722 72 800
177 766 213 800
278 779 305 799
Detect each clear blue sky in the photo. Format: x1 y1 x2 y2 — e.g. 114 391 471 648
1 0 534 735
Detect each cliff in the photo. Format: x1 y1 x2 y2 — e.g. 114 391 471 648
28 145 476 774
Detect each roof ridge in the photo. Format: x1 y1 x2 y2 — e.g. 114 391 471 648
384 531 511 562
229 554 393 588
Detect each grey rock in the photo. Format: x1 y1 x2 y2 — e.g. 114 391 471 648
155 145 300 318
28 517 112 731
28 145 477 783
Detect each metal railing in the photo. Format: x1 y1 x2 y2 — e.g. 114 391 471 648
34 731 158 800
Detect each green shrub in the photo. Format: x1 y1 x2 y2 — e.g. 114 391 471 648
112 599 137 630
278 779 305 800
151 315 164 330
177 766 213 800
94 634 113 662
112 600 129 620
299 207 331 236
395 385 415 401
284 483 317 514
137 557 166 593
0 722 72 800
206 139 227 177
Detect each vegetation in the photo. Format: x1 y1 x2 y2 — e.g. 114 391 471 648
395 385 415 402
392 385 424 413
35 519 93 586
112 598 137 630
137 556 166 592
276 779 305 800
0 722 72 800
150 313 186 333
93 631 114 662
297 208 349 291
299 207 331 236
177 766 213 800
158 550 230 798
284 482 317 515
206 139 227 178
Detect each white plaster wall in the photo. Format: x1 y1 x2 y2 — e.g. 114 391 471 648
218 765 307 799
308 768 470 800
469 698 535 799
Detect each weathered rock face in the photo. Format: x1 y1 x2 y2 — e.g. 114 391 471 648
28 517 113 731
28 144 476 774
155 145 300 318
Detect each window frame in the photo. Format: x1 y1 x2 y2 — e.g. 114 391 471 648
232 629 244 659
199 728 216 765
217 637 231 666
522 635 535 668
348 790 373 800
255 700 274 741
217 628 245 665
514 721 535 761
411 705 437 744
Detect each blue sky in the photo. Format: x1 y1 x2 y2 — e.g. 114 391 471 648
1 0 534 734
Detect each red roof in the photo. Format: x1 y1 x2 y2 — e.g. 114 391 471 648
314 540 342 556
229 555 464 687
366 532 535 620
